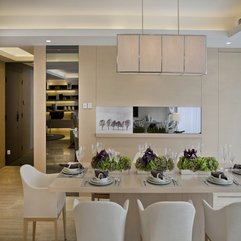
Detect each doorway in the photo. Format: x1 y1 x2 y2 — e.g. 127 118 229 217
46 46 79 173
5 63 33 165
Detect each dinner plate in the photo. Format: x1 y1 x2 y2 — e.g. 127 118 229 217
62 167 84 175
89 176 114 186
232 169 241 175
146 176 171 185
207 176 233 185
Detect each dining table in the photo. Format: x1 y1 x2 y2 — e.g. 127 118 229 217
49 166 241 241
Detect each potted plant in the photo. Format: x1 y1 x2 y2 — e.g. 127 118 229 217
135 147 174 172
91 149 131 172
177 149 219 174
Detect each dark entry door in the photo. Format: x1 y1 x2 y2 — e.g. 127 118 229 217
5 63 33 166
5 64 23 164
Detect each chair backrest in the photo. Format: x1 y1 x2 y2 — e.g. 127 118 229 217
20 164 64 218
137 199 195 241
20 164 52 188
73 199 129 241
203 200 241 241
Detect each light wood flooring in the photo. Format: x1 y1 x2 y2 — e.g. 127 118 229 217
0 166 91 241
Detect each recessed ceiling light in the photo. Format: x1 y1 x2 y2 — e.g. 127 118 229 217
226 41 232 45
46 40 51 43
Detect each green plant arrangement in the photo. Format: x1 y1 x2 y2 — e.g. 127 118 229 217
147 124 167 133
91 149 131 171
133 121 145 133
135 147 174 171
177 149 219 172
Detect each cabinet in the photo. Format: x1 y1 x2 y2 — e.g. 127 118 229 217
213 193 241 209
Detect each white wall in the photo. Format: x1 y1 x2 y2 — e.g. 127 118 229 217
34 46 241 169
218 50 241 162
34 46 46 172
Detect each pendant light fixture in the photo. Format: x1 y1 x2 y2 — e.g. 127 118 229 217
117 0 207 75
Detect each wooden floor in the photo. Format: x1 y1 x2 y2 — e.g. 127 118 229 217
0 166 90 241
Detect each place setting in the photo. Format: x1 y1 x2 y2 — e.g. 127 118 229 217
203 171 234 186
58 162 86 177
58 145 87 178
142 170 177 187
231 164 241 176
84 170 120 187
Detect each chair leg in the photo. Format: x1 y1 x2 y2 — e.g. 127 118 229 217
91 193 95 201
62 204 67 240
23 218 28 241
205 233 210 241
32 221 36 241
54 220 58 241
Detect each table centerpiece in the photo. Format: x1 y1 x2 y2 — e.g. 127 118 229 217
135 147 174 172
91 149 131 172
177 148 219 175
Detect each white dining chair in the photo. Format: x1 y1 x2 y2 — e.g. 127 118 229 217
20 164 66 241
137 199 195 241
73 199 129 241
203 200 241 241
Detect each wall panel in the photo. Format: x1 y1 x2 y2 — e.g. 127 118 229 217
219 51 241 161
34 46 46 172
96 46 202 107
78 47 97 162
201 49 219 157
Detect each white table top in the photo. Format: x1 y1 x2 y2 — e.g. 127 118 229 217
49 168 241 194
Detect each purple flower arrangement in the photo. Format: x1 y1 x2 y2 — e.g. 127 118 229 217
177 148 219 172
135 147 174 172
140 147 157 166
183 149 197 160
95 149 109 163
91 149 131 171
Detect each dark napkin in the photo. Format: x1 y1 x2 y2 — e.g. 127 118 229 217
151 170 164 179
233 164 241 169
211 171 228 180
94 170 109 179
59 163 83 169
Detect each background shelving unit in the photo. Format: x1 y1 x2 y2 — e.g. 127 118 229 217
46 82 78 128
46 86 78 113
46 46 79 129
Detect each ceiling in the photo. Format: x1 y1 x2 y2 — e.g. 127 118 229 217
1 0 241 49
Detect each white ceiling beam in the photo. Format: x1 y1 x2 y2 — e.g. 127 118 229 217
228 24 241 37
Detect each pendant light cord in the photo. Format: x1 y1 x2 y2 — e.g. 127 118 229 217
177 0 180 35
141 0 144 35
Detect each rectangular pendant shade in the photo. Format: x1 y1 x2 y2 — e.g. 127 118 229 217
184 35 207 74
140 35 162 72
116 35 139 72
162 35 184 73
117 34 207 75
